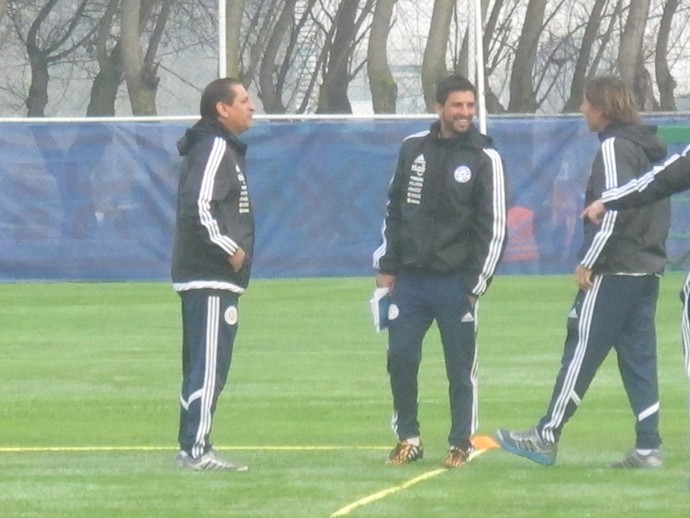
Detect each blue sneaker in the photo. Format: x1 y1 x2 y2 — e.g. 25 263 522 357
495 427 557 465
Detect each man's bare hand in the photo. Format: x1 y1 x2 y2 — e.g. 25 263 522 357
228 248 246 272
574 264 594 291
376 273 396 293
580 199 606 225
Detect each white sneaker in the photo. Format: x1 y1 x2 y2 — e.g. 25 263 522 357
176 450 249 472
610 448 663 469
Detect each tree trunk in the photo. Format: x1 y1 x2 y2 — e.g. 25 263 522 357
258 0 295 113
562 0 607 112
242 0 282 88
421 0 454 111
618 0 653 109
367 0 397 113
316 0 359 114
656 0 679 111
86 45 122 116
86 0 121 116
121 0 149 114
23 0 59 116
508 0 547 113
19 0 94 116
482 0 506 113
121 0 171 115
0 0 8 26
225 0 245 78
26 57 49 116
456 0 489 83
619 0 650 85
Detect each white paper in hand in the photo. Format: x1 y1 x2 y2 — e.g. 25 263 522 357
369 287 391 333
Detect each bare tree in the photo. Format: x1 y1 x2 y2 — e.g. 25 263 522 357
258 0 297 113
86 0 122 116
508 0 547 113
367 0 397 113
316 0 374 113
4 0 690 117
0 0 8 26
421 0 454 111
619 0 654 109
121 0 172 115
240 0 283 88
10 0 96 116
483 0 517 113
455 0 489 86
656 0 680 110
586 0 625 79
225 0 245 77
562 0 609 112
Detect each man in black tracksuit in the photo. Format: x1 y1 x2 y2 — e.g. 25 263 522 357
497 76 671 469
171 78 255 471
373 75 507 468
582 143 690 379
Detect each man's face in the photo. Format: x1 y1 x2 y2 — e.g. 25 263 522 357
218 84 255 135
580 97 606 132
436 90 476 138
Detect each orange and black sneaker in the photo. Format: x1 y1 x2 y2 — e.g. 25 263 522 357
386 440 423 465
444 445 472 468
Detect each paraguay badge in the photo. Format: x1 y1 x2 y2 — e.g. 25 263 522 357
453 165 472 183
224 306 238 325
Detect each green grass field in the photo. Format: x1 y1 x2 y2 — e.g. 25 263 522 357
1 274 689 517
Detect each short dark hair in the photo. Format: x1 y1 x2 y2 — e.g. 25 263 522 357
584 76 641 126
199 78 244 119
435 75 477 106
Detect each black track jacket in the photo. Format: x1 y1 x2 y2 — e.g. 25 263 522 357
579 123 670 275
171 117 254 293
373 121 507 297
601 142 690 209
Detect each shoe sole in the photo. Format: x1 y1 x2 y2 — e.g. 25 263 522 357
495 431 555 466
610 460 662 469
386 454 423 465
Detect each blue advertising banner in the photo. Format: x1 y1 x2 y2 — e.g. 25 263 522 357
1 115 689 281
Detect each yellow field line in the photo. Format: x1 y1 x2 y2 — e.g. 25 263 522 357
0 445 390 453
329 447 493 517
330 468 448 517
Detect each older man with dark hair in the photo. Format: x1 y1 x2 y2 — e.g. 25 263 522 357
172 78 255 471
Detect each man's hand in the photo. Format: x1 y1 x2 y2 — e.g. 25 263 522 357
227 247 246 272
574 264 594 291
580 199 606 224
376 273 396 293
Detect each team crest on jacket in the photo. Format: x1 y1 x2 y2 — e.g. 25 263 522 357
388 303 399 320
224 306 238 325
454 165 472 183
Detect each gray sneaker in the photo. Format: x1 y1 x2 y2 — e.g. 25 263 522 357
610 448 663 469
176 450 249 472
495 426 557 465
